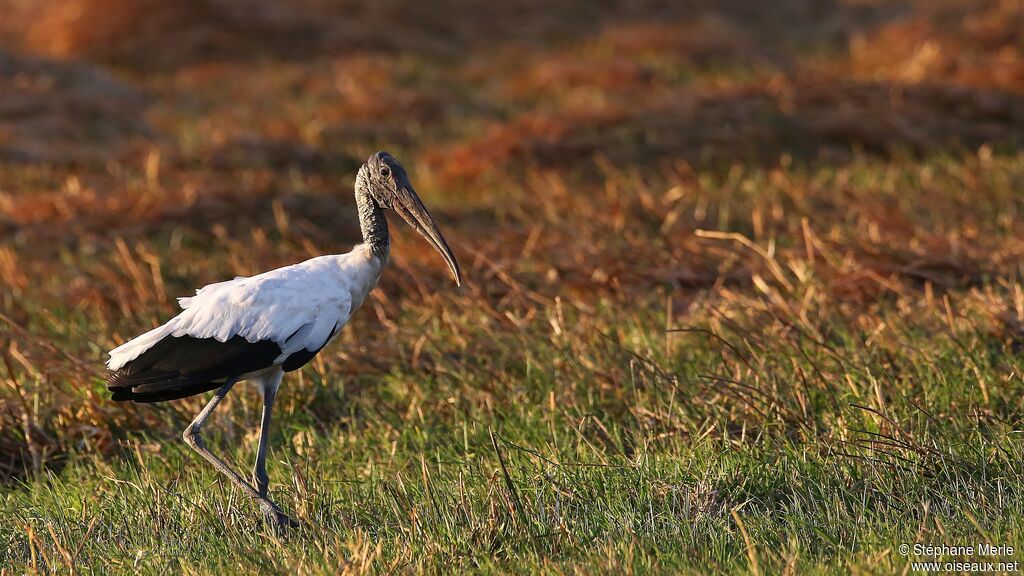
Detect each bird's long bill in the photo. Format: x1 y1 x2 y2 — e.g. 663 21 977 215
393 184 462 286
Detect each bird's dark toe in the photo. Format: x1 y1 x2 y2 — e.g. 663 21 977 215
259 501 299 534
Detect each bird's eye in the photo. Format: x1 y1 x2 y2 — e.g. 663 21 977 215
379 166 390 177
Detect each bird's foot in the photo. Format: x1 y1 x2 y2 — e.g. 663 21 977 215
259 499 299 534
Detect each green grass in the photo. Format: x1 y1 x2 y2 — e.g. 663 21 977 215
3 287 1023 573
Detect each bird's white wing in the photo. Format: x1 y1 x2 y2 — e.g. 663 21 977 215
106 252 379 371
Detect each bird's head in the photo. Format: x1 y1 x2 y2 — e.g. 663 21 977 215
358 151 462 286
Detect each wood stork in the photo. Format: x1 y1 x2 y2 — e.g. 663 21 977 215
105 151 461 529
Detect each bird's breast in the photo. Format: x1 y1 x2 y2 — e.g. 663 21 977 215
341 250 387 312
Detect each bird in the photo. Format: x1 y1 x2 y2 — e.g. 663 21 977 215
105 151 461 529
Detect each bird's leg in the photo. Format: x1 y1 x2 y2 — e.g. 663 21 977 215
182 377 297 531
251 371 282 499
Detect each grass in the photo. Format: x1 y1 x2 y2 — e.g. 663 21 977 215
2 0 1024 573
3 153 1023 573
2 296 1023 573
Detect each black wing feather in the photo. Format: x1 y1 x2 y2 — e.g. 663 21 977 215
108 335 282 403
281 326 337 372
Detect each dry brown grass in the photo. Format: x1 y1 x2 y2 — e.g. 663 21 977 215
843 0 1023 91
0 53 148 163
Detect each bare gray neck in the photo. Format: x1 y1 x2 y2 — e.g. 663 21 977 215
355 168 390 257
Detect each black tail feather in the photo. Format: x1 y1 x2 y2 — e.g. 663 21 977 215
107 334 281 403
107 369 224 403
109 374 224 403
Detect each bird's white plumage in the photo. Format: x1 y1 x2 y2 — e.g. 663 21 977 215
107 245 386 370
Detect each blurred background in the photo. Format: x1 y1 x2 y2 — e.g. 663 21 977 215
1 0 1023 521
1 0 1020 169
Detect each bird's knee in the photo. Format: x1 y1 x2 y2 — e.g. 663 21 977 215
183 424 202 448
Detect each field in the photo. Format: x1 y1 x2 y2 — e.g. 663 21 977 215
1 0 1023 573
